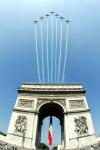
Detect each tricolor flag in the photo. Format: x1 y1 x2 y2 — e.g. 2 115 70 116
48 116 53 145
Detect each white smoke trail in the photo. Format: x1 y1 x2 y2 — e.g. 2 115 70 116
62 22 69 83
55 17 58 82
46 17 49 82
57 20 63 82
51 15 54 83
34 23 41 82
40 20 44 82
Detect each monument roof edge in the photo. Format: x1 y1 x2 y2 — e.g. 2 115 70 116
22 82 83 86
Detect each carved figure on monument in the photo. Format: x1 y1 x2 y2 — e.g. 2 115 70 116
74 116 88 135
15 115 27 134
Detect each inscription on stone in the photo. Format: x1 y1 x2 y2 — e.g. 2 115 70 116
17 99 34 108
69 100 85 109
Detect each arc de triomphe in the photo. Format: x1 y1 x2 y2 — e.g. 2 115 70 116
6 83 96 149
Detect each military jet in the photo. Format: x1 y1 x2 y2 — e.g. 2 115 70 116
50 11 55 15
40 17 44 20
60 16 64 20
45 14 50 17
34 20 38 24
65 20 70 23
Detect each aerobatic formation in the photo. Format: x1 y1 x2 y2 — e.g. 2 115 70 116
34 11 70 83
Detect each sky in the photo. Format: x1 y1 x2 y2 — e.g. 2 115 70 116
0 0 100 147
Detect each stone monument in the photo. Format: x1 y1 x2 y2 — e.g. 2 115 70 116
6 83 97 149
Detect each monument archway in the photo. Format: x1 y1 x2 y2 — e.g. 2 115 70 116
6 83 96 150
36 102 64 147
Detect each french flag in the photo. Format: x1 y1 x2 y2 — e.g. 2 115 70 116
48 116 53 145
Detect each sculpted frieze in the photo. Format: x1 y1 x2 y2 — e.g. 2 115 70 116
69 100 85 109
17 99 34 108
15 115 27 134
74 116 88 136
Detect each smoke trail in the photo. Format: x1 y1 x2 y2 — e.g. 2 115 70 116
51 14 54 83
34 23 41 82
40 18 44 82
57 20 63 82
62 22 69 83
46 15 49 82
55 16 58 82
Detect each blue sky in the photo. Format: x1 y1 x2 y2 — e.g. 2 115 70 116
0 0 100 146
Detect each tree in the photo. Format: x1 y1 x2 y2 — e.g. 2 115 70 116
53 146 57 150
37 143 49 149
0 131 6 136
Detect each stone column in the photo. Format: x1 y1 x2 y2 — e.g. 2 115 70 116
64 114 69 150
32 113 39 149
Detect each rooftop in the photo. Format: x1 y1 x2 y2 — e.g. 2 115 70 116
17 82 86 94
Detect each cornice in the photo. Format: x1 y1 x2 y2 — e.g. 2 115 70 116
17 87 86 94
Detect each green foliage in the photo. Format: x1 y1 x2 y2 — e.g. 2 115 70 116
37 143 49 149
52 146 57 150
0 131 6 136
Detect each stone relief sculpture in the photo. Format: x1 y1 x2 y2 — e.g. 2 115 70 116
15 115 27 134
17 99 34 108
57 99 66 107
74 116 88 135
37 98 66 109
69 100 85 109
37 99 48 108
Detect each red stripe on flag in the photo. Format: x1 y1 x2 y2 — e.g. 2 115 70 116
48 130 52 145
48 116 53 145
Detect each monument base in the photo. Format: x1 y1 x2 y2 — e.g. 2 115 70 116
0 139 100 150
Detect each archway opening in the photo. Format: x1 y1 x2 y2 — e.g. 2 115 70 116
36 102 64 149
